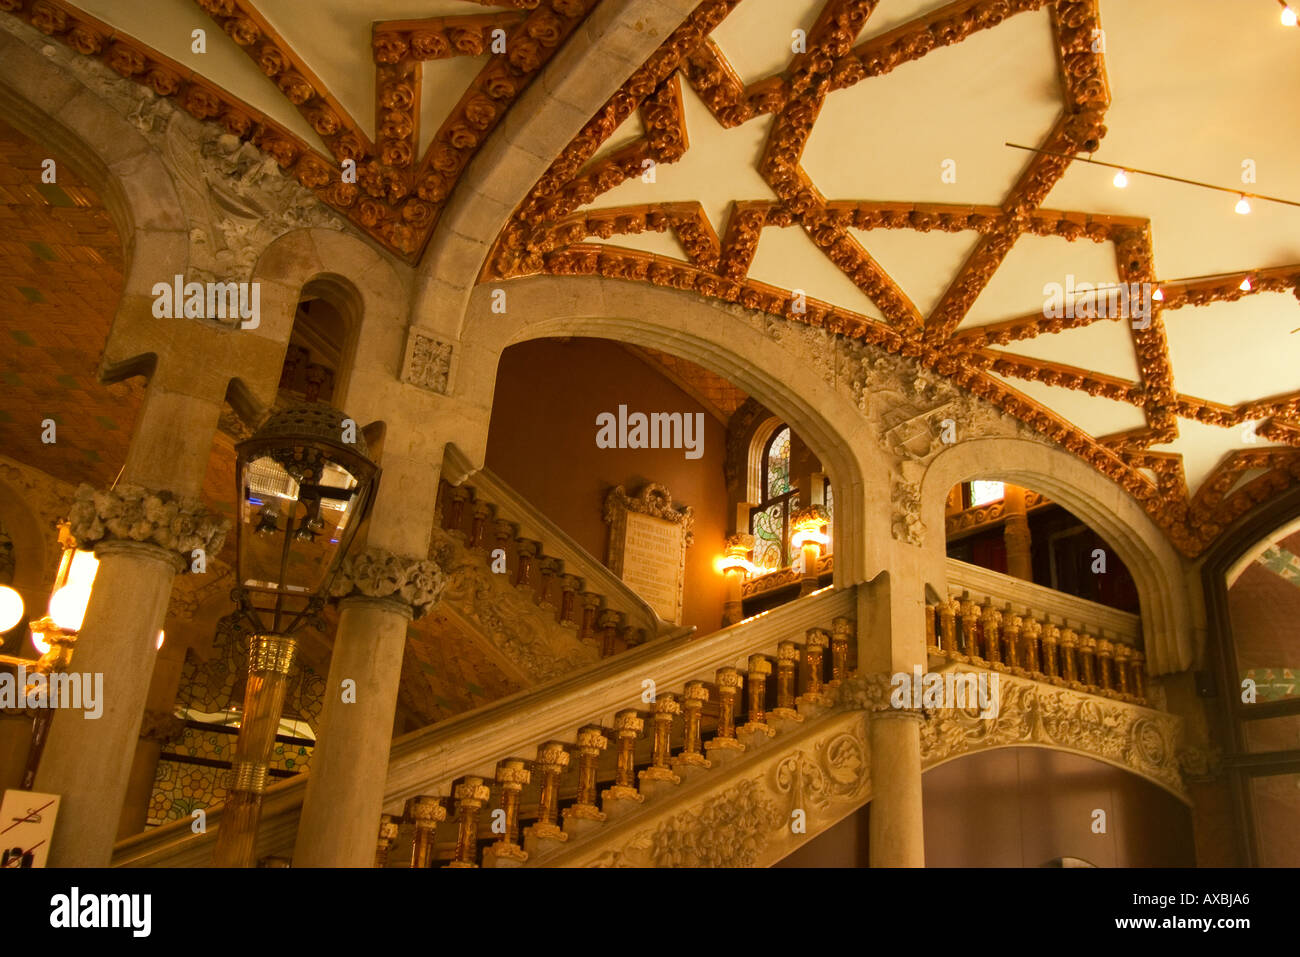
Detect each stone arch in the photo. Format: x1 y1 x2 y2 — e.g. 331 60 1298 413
452 275 891 588
250 228 414 423
411 0 697 342
919 436 1196 675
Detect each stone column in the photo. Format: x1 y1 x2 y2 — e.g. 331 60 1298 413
34 486 226 868
1002 484 1033 581
869 710 926 867
291 549 445 867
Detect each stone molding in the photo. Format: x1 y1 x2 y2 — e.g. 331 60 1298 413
914 666 1187 800
67 483 228 564
329 546 446 620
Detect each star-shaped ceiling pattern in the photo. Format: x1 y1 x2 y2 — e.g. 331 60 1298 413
485 0 1300 557
2 0 595 257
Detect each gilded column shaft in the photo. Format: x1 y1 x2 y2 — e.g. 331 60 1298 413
212 634 297 869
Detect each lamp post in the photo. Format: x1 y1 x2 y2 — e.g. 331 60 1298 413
790 506 830 597
211 403 378 868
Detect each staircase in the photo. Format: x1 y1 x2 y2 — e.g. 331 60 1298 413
111 586 862 867
430 447 678 684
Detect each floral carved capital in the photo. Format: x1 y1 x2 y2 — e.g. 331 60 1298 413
329 546 446 619
67 483 229 562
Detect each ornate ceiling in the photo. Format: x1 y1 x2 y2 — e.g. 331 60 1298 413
4 0 1299 557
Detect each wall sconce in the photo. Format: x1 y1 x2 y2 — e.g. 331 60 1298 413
791 506 830 597
720 533 755 627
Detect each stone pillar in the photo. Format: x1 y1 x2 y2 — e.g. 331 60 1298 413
35 482 225 868
1001 484 1033 582
292 550 445 867
117 632 189 839
869 710 926 867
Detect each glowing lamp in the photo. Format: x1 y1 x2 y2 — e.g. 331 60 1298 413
1112 170 1129 189
790 506 831 553
0 584 23 633
30 628 50 655
1235 196 1252 215
1283 4 1298 27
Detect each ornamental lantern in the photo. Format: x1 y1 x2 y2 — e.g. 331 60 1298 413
232 402 379 634
214 402 379 868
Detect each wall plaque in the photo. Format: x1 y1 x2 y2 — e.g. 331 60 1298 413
0 790 60 868
604 485 694 625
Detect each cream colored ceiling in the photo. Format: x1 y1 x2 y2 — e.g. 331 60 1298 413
69 0 506 151
574 0 1300 501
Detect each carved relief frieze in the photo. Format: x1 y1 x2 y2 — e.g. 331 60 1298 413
429 526 597 683
403 332 454 394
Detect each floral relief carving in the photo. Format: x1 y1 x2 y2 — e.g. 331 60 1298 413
329 546 447 620
914 669 1186 798
406 334 453 394
67 483 229 560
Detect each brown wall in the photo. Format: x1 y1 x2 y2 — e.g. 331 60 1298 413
772 747 1194 867
923 748 1194 867
484 338 729 637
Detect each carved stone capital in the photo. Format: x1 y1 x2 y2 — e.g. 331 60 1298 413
836 672 913 715
329 546 446 620
67 482 229 564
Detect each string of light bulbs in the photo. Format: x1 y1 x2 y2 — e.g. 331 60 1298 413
1004 143 1300 216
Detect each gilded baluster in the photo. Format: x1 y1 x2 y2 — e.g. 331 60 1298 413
564 726 609 828
798 628 834 710
1059 627 1079 685
538 557 562 610
1021 617 1043 676
598 609 622 657
525 742 570 846
1041 622 1061 681
514 539 538 594
830 617 854 684
404 795 446 869
1114 644 1132 698
446 487 471 541
742 655 776 739
602 710 646 809
492 519 516 571
1001 606 1022 672
959 593 981 660
468 501 492 551
559 574 582 628
981 599 1003 669
1129 650 1147 702
447 777 491 868
940 597 960 657
925 602 939 655
671 682 712 772
579 592 601 645
483 759 530 865
771 641 802 721
638 694 681 789
705 667 746 759
375 814 399 869
1096 638 1115 694
1078 633 1098 689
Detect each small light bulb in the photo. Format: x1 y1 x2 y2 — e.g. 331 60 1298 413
156 629 165 650
1283 5 1297 27
1112 170 1129 188
1152 287 1164 302
1235 196 1252 215
1239 276 1253 292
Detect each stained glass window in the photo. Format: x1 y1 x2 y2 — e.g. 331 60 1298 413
765 426 791 498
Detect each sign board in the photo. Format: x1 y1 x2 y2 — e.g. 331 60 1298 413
1 790 60 868
604 484 694 625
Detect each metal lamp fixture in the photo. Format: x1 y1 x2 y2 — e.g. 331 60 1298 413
212 402 379 868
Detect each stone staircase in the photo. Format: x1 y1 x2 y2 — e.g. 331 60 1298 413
429 449 678 685
111 586 861 867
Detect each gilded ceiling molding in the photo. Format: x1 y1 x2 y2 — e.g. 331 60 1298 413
0 0 599 258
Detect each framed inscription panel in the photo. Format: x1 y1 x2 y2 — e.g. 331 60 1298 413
604 485 694 625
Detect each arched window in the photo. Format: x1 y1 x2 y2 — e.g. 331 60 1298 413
752 426 795 571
